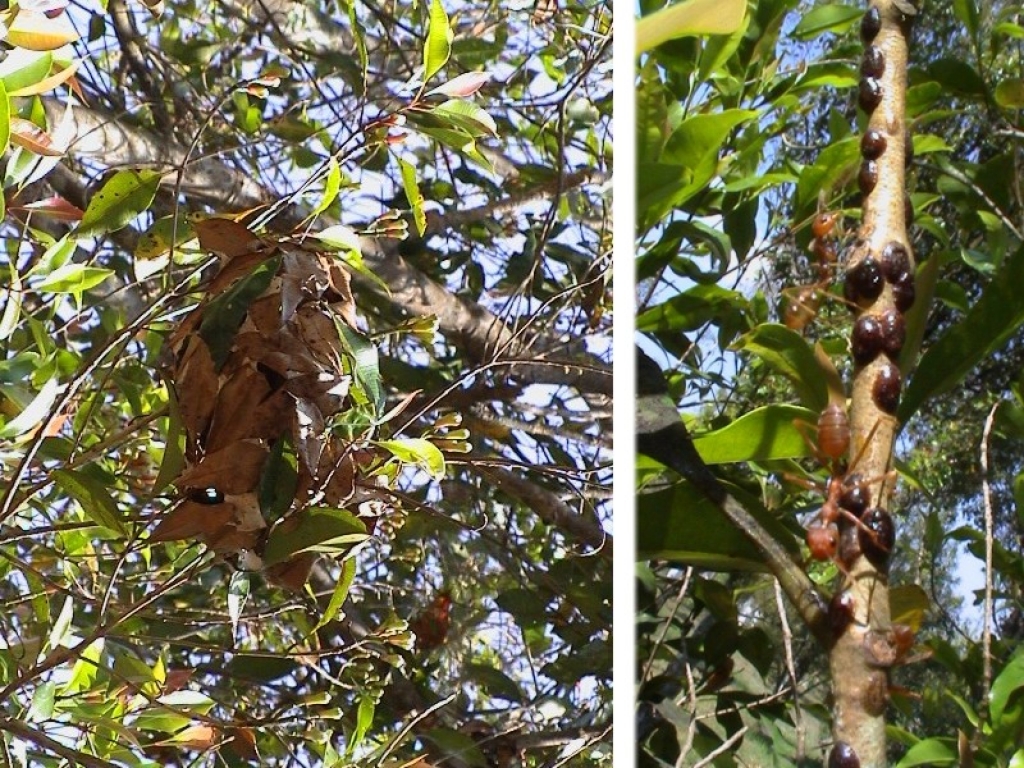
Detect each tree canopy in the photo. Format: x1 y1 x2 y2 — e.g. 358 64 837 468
0 0 612 765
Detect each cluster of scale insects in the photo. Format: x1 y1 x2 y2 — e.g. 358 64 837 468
815 5 922 767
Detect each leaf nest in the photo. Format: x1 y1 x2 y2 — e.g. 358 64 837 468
155 238 386 589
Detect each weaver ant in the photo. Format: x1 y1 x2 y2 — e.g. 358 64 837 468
788 401 896 571
783 210 843 332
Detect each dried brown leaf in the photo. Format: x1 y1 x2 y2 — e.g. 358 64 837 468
177 440 268 494
150 500 235 542
205 366 274 452
264 552 317 591
175 337 218 440
193 218 264 259
246 293 282 334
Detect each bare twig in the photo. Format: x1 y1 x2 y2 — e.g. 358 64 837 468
980 401 1000 706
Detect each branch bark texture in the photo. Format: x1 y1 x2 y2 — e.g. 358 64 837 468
829 2 917 764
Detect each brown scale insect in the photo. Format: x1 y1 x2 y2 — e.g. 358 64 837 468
861 46 885 78
861 129 887 160
829 741 861 768
858 160 879 196
859 77 883 112
860 6 881 42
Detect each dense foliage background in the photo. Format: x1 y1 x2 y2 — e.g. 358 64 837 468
637 0 1024 764
0 0 612 765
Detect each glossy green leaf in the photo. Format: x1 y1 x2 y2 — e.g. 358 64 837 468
637 479 798 568
398 158 426 237
0 375 59 439
636 59 669 165
638 109 757 224
732 324 828 411
692 404 815 464
36 263 114 295
423 0 452 83
53 467 126 536
0 80 9 160
262 507 368 567
46 594 75 652
334 322 385 417
315 226 390 294
0 48 53 94
990 650 1024 724
894 738 957 767
431 98 497 137
153 388 185 494
636 284 749 334
995 78 1024 109
378 437 446 480
927 58 986 98
636 0 746 53
791 4 861 39
78 169 162 238
901 244 1024 421
314 557 357 632
311 156 342 217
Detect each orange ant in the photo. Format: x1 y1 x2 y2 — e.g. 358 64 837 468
788 401 895 569
783 210 843 332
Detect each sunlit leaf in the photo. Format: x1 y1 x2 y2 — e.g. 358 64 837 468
398 158 426 237
378 438 446 480
0 376 60 439
78 169 163 238
262 507 369 566
52 467 126 536
636 0 746 53
422 0 453 83
7 10 78 51
9 116 64 156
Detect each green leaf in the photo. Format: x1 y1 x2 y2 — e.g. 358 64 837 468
0 262 23 342
636 284 749 334
314 558 357 632
791 4 862 39
431 98 497 137
422 728 487 768
990 649 1024 724
46 595 75 653
893 737 957 767
995 78 1024 109
78 169 162 238
346 697 374 755
36 263 114 296
423 0 452 83
0 80 10 159
732 324 829 411
636 0 746 53
311 156 342 217
637 479 798 568
463 663 523 702
262 507 369 567
398 158 426 237
378 437 446 480
692 404 815 464
901 244 1024 421
258 437 298 521
313 225 391 294
0 48 53 94
228 571 250 638
334 322 385 417
153 389 185 494
199 254 281 370
28 681 56 722
53 468 126 536
0 375 59 439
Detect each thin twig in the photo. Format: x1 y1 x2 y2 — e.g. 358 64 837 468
775 578 804 760
691 726 749 768
980 401 1000 706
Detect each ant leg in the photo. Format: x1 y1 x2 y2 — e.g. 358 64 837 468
792 418 831 469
